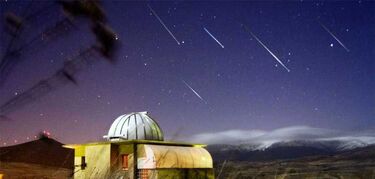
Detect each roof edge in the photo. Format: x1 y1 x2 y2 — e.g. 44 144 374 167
63 140 206 149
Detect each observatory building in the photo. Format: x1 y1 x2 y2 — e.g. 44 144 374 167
65 111 214 179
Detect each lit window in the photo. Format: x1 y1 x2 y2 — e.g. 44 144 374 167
122 154 128 170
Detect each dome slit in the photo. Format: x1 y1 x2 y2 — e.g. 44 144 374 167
134 114 138 140
119 115 130 138
140 114 147 140
126 114 131 139
113 115 125 137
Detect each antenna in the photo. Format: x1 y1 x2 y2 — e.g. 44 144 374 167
0 1 120 120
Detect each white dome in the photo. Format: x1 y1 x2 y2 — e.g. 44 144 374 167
104 111 164 141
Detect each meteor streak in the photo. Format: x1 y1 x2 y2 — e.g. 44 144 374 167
182 80 207 104
242 24 290 72
203 27 224 48
318 21 350 52
147 4 181 45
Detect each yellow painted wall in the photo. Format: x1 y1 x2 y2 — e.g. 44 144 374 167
73 144 111 178
74 156 85 178
74 146 85 157
86 144 111 178
72 145 87 178
137 144 213 169
110 144 134 179
118 144 133 154
73 143 135 179
72 143 214 179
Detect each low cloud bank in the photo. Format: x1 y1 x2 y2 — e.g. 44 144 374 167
188 126 375 148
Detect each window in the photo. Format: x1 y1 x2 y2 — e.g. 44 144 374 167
122 154 129 170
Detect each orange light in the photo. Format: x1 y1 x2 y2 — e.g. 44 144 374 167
122 154 128 170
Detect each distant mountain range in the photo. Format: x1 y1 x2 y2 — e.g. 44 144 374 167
207 140 374 162
213 143 375 179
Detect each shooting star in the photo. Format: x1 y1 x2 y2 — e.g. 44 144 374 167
242 24 290 72
182 80 207 104
203 27 224 48
147 4 180 45
318 21 350 52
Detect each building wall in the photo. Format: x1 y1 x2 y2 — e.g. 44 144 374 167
109 143 134 179
72 142 215 179
74 144 112 179
74 156 85 178
73 146 85 178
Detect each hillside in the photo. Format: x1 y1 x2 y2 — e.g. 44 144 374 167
207 140 374 162
0 137 73 169
213 144 375 179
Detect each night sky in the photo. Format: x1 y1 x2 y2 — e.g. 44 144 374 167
0 1 374 146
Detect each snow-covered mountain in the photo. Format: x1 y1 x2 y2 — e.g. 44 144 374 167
268 140 369 151
189 126 375 150
213 139 370 151
207 140 374 162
